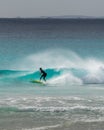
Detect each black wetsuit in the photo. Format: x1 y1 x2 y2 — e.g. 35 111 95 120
40 69 47 81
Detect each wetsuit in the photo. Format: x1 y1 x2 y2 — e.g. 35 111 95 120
40 69 47 81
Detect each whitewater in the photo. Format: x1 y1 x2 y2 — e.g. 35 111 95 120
0 18 104 130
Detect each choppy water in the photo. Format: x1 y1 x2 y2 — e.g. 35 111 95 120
0 18 104 130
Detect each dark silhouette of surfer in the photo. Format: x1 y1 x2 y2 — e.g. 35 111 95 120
40 68 47 81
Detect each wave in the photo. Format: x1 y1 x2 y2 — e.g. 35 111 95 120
1 49 104 85
0 67 104 84
0 96 104 123
0 106 103 113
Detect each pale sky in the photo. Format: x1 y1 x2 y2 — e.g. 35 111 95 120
0 0 103 17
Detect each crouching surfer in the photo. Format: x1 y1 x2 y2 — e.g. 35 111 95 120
39 68 47 82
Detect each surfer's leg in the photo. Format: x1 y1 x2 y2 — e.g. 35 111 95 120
40 75 43 80
43 76 46 81
43 73 47 81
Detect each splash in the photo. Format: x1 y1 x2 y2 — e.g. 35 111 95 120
17 49 84 70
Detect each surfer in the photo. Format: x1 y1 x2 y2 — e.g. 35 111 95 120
39 68 47 81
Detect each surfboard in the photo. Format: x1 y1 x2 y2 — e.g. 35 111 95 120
31 80 44 84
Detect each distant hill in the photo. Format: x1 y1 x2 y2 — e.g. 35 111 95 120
39 15 101 19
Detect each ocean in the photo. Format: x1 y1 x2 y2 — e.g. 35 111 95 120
0 18 104 130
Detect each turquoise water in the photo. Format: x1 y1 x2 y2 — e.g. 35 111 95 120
0 19 104 130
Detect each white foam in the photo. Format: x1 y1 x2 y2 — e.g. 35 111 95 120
83 65 104 84
21 124 61 130
48 72 82 85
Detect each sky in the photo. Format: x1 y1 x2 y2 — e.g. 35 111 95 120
0 0 103 17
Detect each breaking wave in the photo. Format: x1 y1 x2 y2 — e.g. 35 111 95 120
1 49 104 85
0 67 104 85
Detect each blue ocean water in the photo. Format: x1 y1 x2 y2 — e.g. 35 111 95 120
0 18 104 130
